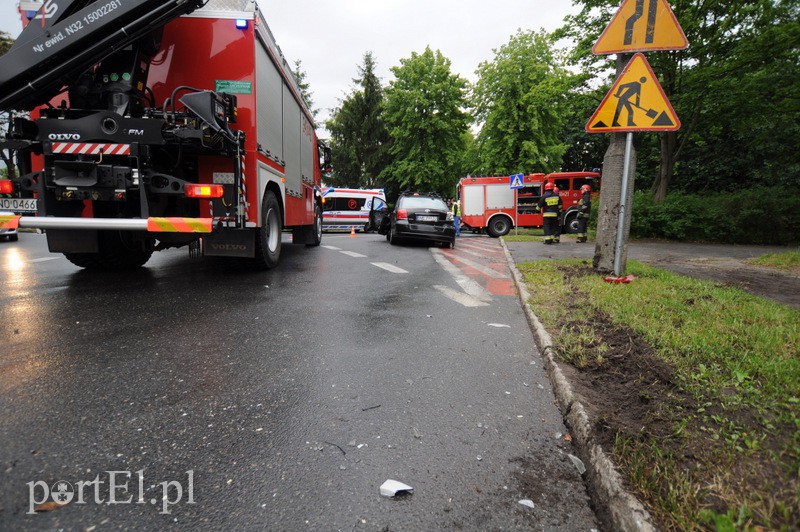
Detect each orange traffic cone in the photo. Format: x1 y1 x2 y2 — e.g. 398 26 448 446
349 226 357 237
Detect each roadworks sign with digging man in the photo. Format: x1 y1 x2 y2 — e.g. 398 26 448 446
586 53 680 133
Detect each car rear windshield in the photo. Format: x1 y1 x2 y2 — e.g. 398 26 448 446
400 197 447 211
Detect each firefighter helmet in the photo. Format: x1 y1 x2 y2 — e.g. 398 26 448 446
544 182 554 191
581 184 592 193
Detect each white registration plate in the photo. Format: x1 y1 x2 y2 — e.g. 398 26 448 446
0 198 38 212
417 215 438 222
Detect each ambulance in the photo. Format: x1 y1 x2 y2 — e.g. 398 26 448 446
321 188 386 231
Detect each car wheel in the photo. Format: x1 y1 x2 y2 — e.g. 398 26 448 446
9 234 18 242
389 227 400 245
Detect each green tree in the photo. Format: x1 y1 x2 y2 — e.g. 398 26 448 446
325 52 391 188
0 31 13 55
1 31 17 178
381 47 470 197
472 29 576 175
559 0 800 202
292 59 317 119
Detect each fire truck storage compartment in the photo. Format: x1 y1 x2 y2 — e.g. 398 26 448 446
463 184 485 216
485 185 514 210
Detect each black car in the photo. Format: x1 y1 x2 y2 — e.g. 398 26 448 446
367 193 456 248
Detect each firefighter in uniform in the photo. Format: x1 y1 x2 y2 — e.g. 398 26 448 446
576 184 592 243
537 182 562 244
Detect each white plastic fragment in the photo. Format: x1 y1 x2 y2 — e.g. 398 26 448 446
567 453 587 475
488 323 511 328
518 499 535 509
379 480 414 498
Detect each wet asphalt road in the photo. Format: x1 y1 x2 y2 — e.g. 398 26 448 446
0 233 597 531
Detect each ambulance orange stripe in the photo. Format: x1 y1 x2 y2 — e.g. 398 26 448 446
0 215 21 230
146 217 212 233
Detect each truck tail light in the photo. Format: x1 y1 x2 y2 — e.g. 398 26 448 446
396 209 408 220
0 180 14 195
185 184 224 199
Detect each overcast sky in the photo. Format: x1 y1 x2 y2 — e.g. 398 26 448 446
0 1 579 133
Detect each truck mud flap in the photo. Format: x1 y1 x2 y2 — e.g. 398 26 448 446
203 229 255 258
47 229 100 254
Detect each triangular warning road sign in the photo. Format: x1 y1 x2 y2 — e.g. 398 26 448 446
593 0 688 55
586 53 680 133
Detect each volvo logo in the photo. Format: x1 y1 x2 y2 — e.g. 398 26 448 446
48 133 81 141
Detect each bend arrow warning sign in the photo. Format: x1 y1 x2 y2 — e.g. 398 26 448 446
586 53 680 133
593 0 688 55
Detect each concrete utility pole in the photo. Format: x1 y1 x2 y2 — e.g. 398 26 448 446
593 54 637 274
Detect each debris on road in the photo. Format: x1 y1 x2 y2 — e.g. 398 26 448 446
488 323 511 328
379 480 414 498
568 453 587 475
518 499 535 509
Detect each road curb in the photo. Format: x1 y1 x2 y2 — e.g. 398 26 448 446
500 238 657 532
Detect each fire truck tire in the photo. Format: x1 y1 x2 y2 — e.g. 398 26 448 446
64 231 153 269
254 190 282 269
563 213 580 234
305 203 322 247
486 216 511 238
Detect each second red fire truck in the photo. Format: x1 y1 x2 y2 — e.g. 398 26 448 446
457 172 600 237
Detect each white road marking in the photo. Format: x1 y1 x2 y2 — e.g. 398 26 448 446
339 251 367 258
321 245 341 250
457 241 498 253
447 255 510 280
431 249 492 303
434 285 490 307
371 262 409 274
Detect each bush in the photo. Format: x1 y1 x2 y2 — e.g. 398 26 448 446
629 188 799 245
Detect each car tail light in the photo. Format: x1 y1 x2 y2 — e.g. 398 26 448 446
185 184 224 198
396 209 408 220
0 180 14 195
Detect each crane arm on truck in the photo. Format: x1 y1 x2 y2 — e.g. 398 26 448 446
0 0 207 112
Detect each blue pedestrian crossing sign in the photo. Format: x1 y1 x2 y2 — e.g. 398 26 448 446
509 174 525 189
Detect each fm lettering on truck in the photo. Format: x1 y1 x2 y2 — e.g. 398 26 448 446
215 80 252 95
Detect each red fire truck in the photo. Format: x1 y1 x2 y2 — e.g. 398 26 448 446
0 0 329 270
457 171 600 237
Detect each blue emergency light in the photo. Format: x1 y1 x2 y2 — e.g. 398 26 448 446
235 18 248 29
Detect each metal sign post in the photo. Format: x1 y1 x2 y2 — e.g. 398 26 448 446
509 173 524 236
613 132 634 276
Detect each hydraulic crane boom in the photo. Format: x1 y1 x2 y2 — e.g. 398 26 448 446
0 0 206 111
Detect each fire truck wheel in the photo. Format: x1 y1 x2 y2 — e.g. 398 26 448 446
305 203 322 247
254 190 282 269
563 213 580 234
486 216 511 238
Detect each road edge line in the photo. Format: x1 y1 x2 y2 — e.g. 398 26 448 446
500 237 657 532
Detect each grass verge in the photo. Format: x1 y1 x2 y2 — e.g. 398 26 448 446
517 259 800 530
746 249 800 273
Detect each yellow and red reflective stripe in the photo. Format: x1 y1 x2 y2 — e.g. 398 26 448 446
0 214 21 230
146 217 212 233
